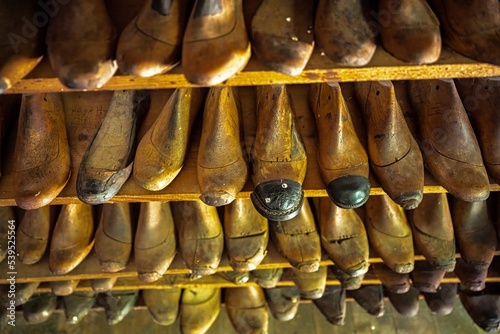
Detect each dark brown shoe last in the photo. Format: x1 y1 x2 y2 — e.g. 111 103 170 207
252 0 315 76
456 77 500 184
410 261 446 293
459 284 500 333
99 290 139 325
315 0 377 66
355 81 424 210
409 79 490 202
372 263 411 294
428 0 500 65
312 285 346 326
349 284 385 317
251 85 307 221
423 283 457 316
387 287 420 317
63 292 96 325
46 0 118 89
330 265 364 291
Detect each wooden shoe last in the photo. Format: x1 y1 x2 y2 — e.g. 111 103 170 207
270 200 321 273
251 0 314 76
365 195 414 274
17 206 51 265
0 207 15 263
408 193 456 272
134 201 176 282
94 203 133 273
349 285 385 317
456 77 500 184
143 288 181 326
198 86 248 206
14 93 70 210
312 285 346 326
46 0 117 89
183 0 251 85
379 0 441 64
0 0 44 94
180 287 220 334
49 204 94 275
224 198 268 272
265 286 300 322
355 81 424 209
315 0 376 66
22 293 57 325
172 200 224 278
309 82 370 209
409 79 490 202
117 0 190 77
77 90 149 204
251 85 307 221
226 286 269 334
316 197 369 277
133 88 205 191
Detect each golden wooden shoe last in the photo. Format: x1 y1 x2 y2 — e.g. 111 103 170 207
251 85 307 221
224 198 268 272
133 88 205 191
198 86 248 206
291 266 327 300
456 77 500 185
0 0 44 94
17 206 51 265
91 277 117 293
172 200 224 278
77 90 150 205
14 93 71 210
409 79 490 202
251 0 314 76
365 195 414 274
180 287 221 334
315 0 376 67
252 268 283 289
270 199 321 273
94 203 133 273
51 280 79 297
309 82 370 209
330 265 364 291
226 286 269 334
315 197 369 277
49 204 94 275
378 0 441 64
408 193 456 272
355 81 424 210
134 201 176 283
183 0 251 85
143 288 181 326
117 0 190 77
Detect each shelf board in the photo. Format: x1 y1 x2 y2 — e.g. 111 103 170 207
2 239 499 284
6 47 500 95
0 84 497 206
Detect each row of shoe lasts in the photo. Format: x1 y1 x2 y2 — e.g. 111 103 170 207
2 0 500 94
7 278 500 333
8 76 500 221
2 190 500 286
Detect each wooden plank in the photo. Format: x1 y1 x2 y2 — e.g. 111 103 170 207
6 49 500 95
0 85 497 206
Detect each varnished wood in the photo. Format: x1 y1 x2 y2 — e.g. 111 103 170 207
5 47 500 94
0 85 497 206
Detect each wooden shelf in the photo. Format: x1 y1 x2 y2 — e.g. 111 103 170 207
6 48 500 95
2 238 499 285
0 84 497 206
